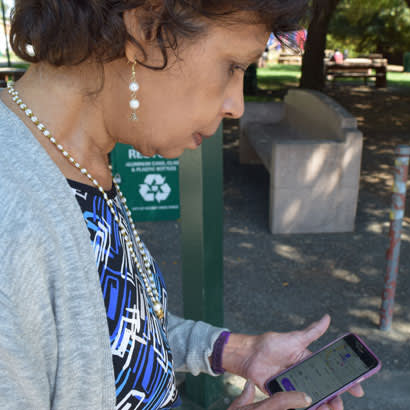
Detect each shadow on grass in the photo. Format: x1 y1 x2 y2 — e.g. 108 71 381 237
258 76 300 88
259 64 302 73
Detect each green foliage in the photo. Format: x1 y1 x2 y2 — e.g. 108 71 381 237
328 0 410 59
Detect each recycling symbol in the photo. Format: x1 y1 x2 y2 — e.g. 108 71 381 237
139 174 171 203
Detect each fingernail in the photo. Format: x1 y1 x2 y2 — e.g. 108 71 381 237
304 394 312 405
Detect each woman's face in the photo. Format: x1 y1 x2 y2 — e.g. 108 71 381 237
103 18 269 158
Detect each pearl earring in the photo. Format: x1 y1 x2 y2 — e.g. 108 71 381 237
129 61 140 121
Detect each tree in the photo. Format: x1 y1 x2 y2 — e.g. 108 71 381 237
300 0 410 89
328 0 410 64
300 0 341 90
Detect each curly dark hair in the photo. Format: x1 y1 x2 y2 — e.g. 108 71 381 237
10 0 308 69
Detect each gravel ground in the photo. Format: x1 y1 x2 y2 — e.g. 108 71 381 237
136 85 410 409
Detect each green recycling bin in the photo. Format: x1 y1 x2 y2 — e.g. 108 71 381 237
110 144 180 221
404 52 410 73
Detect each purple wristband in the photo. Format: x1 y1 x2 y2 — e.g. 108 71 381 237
211 331 231 374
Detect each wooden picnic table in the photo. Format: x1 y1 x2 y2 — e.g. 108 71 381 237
324 58 388 88
278 53 302 65
0 67 26 86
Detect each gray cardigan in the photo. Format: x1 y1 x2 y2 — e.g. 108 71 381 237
0 98 224 409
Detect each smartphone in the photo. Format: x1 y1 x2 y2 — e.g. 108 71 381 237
264 333 381 410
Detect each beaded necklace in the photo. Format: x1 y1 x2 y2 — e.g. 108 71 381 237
7 83 164 320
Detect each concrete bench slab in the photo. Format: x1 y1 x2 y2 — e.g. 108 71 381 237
239 89 363 234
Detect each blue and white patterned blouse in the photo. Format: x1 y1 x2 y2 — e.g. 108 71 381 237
68 179 180 409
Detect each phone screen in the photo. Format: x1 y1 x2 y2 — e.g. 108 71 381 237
266 335 379 410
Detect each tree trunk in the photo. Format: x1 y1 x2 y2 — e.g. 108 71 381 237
300 0 341 90
405 0 410 8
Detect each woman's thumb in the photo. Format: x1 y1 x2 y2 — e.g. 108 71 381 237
302 314 331 346
228 381 256 409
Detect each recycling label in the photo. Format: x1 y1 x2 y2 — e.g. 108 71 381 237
110 144 180 221
139 174 171 203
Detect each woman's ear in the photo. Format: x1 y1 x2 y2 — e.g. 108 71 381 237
123 8 144 62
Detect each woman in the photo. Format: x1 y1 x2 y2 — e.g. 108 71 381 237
0 1 363 409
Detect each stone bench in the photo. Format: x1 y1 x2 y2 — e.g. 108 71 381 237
239 89 363 234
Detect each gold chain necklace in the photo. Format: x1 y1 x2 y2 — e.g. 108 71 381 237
8 84 164 320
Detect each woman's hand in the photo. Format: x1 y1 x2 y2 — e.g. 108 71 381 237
228 381 313 410
222 315 364 410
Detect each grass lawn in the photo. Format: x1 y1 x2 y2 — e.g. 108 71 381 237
0 53 29 69
387 71 410 87
255 64 410 90
257 64 301 90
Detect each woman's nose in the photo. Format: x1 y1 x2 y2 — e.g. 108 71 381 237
222 80 245 119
